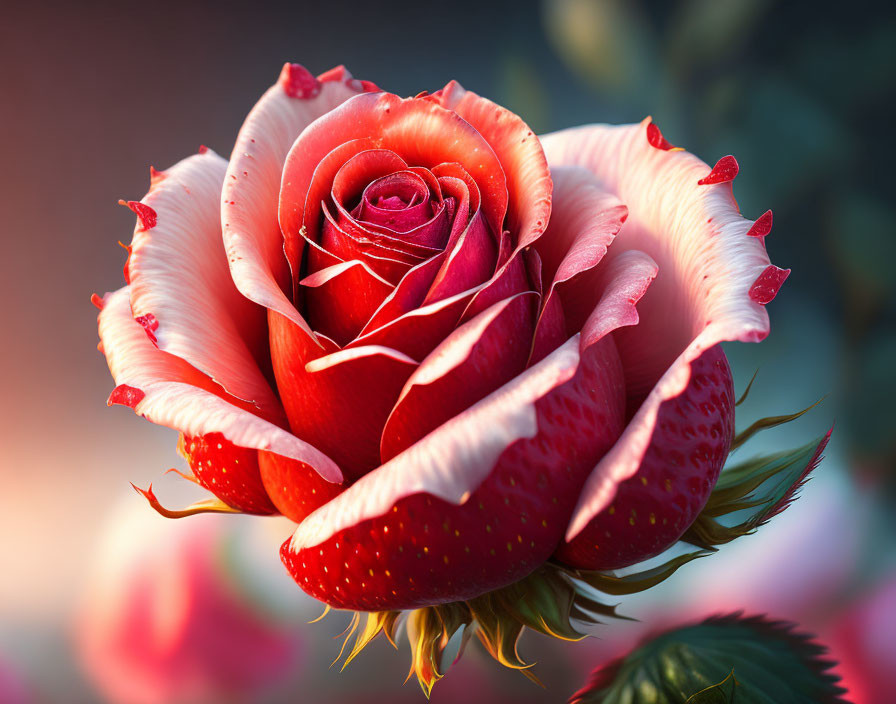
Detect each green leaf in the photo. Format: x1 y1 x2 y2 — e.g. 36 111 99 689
682 431 831 549
570 614 848 704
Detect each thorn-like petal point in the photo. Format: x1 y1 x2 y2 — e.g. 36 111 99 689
118 199 157 230
278 62 322 99
698 155 739 185
749 265 790 304
746 209 773 239
646 121 681 151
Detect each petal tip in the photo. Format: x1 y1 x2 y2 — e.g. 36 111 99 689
698 155 739 185
645 120 679 151
118 199 158 230
746 209 774 238
278 62 322 99
748 265 790 305
107 384 146 409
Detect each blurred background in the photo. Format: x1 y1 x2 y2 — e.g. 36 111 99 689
1 0 894 701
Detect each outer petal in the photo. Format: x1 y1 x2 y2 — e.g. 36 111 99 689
222 64 366 340
541 119 774 397
540 119 778 540
98 287 342 483
127 149 281 421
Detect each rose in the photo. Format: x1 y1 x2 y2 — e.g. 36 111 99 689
95 62 786 615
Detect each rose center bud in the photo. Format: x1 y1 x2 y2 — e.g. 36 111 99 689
300 160 463 348
354 172 436 236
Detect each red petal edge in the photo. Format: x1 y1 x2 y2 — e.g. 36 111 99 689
278 63 322 99
748 265 790 305
107 384 146 409
746 209 774 238
697 155 739 185
646 121 679 151
118 199 158 230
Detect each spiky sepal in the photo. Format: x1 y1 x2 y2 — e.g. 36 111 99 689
682 430 832 550
331 550 709 695
569 613 849 703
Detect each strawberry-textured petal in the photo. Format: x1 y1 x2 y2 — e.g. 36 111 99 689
437 81 552 250
222 64 365 338
540 120 781 542
556 344 734 569
181 434 276 514
283 334 624 610
280 253 655 610
127 149 281 422
97 287 342 483
258 451 345 524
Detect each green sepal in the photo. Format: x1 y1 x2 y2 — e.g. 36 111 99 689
570 614 848 704
683 430 831 550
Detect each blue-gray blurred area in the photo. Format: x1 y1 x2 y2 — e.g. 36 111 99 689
1 0 894 702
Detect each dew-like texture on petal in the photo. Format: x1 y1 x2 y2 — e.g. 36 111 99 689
127 150 281 421
541 119 777 540
97 287 342 483
222 64 365 338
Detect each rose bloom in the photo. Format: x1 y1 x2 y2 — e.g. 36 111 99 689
95 63 786 614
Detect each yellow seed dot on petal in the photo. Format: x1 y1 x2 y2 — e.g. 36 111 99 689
640 476 647 486
443 555 449 565
649 513 656 525
608 506 615 515
541 519 548 528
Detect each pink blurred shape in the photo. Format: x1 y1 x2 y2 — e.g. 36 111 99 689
0 653 30 704
829 571 896 704
76 504 302 704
